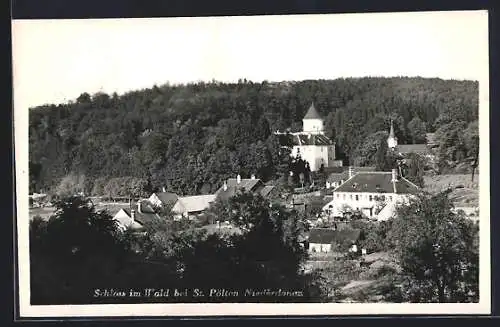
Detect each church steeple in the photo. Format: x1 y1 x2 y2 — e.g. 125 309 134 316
389 119 395 138
387 119 398 149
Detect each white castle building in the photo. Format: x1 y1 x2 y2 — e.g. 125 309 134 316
276 102 342 172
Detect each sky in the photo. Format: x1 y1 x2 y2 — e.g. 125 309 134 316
12 10 489 110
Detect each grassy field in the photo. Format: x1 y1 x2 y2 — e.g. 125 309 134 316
423 174 479 207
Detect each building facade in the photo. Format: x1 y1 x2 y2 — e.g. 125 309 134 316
276 102 341 172
322 168 419 221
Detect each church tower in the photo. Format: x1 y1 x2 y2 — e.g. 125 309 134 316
387 119 398 149
302 102 324 134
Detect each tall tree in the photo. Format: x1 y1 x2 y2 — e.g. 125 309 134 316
407 117 427 144
354 131 388 167
401 153 426 188
255 116 271 141
391 190 479 303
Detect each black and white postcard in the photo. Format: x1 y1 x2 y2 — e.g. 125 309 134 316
12 10 490 318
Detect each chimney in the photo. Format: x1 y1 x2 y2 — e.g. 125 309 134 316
223 181 228 191
348 166 355 179
137 201 142 213
391 168 398 182
251 174 256 180
237 174 241 184
131 209 136 220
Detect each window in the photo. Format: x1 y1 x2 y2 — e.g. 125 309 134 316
369 195 373 201
336 194 340 198
389 196 393 201
350 194 353 200
381 195 386 201
355 195 359 201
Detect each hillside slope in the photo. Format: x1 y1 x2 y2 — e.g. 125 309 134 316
29 77 479 196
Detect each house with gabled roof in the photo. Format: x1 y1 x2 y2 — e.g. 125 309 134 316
171 194 217 220
307 228 362 253
148 189 179 210
214 174 277 202
326 166 376 190
275 102 342 171
113 199 164 231
322 168 420 221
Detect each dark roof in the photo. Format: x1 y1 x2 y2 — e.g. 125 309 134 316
395 144 430 155
277 133 333 146
304 102 322 119
259 185 276 197
215 178 264 202
123 202 162 226
327 167 376 183
308 228 361 244
154 192 179 207
334 172 420 194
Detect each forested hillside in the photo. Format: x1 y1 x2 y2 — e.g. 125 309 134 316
28 77 479 197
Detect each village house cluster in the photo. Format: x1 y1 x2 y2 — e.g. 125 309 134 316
30 102 464 258
112 173 278 231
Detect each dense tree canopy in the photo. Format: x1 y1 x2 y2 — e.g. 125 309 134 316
29 77 478 195
390 190 479 303
30 194 324 304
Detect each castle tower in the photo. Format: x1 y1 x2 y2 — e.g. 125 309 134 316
387 119 398 149
302 102 324 134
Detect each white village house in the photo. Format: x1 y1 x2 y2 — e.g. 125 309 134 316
276 102 342 172
307 228 362 254
171 194 216 220
322 168 420 221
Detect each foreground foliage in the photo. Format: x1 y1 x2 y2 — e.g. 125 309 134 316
30 194 324 304
390 190 479 302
